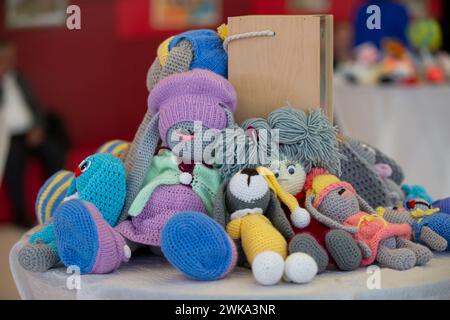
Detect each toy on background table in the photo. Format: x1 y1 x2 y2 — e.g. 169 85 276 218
52 69 239 281
402 184 433 203
339 137 405 208
381 199 450 252
18 153 126 272
213 168 316 286
305 173 433 270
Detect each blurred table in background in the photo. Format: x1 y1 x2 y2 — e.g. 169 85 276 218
334 84 450 200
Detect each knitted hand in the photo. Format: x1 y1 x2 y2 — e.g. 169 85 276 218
290 207 311 228
357 240 372 258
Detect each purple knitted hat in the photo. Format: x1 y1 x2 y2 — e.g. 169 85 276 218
148 69 237 143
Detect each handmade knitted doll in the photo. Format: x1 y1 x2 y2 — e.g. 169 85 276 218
339 137 405 208
32 139 130 227
381 200 450 252
214 168 317 285
305 174 433 270
52 69 238 280
18 153 126 272
274 165 363 272
124 28 228 196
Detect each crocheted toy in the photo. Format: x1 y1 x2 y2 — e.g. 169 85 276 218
220 107 343 180
433 197 450 214
402 185 433 203
275 165 363 272
339 137 405 208
52 70 238 280
33 139 130 226
19 153 126 272
380 202 449 252
125 28 227 186
305 174 433 270
213 168 317 285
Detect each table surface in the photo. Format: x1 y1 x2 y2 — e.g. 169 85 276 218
10 231 450 300
334 84 450 200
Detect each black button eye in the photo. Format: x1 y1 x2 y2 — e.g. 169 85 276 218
272 169 280 178
338 188 346 195
287 165 296 175
79 160 91 173
393 206 398 210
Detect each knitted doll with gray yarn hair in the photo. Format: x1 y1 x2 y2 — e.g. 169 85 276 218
339 137 405 208
305 174 433 270
380 201 449 252
219 107 343 179
213 168 317 285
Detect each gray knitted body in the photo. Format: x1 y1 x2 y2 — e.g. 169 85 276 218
306 182 433 270
339 137 405 208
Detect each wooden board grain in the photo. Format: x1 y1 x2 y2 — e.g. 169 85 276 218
228 15 333 123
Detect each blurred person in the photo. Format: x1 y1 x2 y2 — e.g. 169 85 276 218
0 39 66 228
354 0 410 49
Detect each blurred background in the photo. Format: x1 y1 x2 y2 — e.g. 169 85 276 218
0 0 449 299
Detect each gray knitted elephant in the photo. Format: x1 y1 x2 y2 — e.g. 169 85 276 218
213 168 318 285
305 173 433 270
339 137 405 208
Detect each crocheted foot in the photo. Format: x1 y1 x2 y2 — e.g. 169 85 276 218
396 238 433 266
376 246 416 270
284 253 317 284
289 234 328 273
54 200 129 274
160 212 237 281
252 251 285 286
18 243 59 272
325 229 362 271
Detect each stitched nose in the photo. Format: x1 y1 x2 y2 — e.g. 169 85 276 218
241 168 259 186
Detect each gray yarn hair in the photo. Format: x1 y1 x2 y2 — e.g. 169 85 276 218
218 107 342 179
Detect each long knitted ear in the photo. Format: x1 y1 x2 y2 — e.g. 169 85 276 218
212 181 229 228
119 113 161 222
265 192 295 240
222 107 235 128
355 193 376 213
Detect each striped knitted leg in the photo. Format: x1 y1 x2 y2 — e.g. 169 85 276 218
396 237 433 266
325 230 362 271
288 233 328 273
161 212 237 281
18 242 59 272
376 240 416 270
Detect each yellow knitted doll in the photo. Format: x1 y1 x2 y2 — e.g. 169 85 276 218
218 168 318 286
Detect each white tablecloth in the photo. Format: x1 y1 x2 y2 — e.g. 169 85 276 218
334 84 450 200
9 231 450 300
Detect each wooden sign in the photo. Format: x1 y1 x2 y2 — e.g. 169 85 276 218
227 15 333 123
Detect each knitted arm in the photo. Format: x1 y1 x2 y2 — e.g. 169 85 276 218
356 194 376 213
226 219 242 240
305 196 358 234
381 209 415 225
266 193 295 239
419 226 448 252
